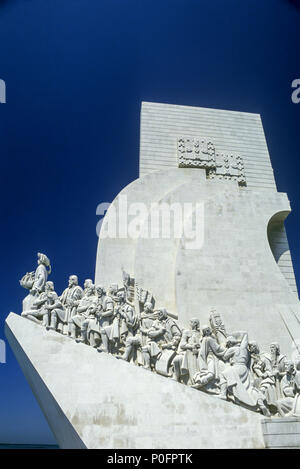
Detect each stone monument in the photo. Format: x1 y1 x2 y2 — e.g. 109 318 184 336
5 102 300 449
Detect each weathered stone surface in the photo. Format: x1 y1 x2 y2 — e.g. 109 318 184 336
95 167 299 355
261 417 300 448
139 102 275 190
139 102 298 295
5 313 265 449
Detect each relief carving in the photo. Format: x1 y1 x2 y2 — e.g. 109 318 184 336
19 257 300 418
177 137 246 186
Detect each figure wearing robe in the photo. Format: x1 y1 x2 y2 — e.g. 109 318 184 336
49 278 83 332
22 281 60 327
193 327 226 389
21 253 51 312
219 333 270 415
261 346 286 401
141 310 181 370
87 289 114 347
69 289 98 340
251 354 277 408
172 321 201 383
276 362 300 417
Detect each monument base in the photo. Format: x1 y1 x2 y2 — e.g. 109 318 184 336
261 418 300 449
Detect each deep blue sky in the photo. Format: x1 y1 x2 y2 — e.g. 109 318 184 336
0 0 299 444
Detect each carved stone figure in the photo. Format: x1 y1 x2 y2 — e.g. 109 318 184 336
20 252 51 313
68 283 98 341
141 308 181 375
96 285 118 353
276 361 300 417
31 253 52 295
139 302 156 344
113 291 140 361
218 333 271 416
251 346 277 409
98 290 139 359
193 325 226 391
136 302 156 365
21 291 48 325
295 355 300 371
261 342 286 400
83 279 93 294
22 281 59 327
96 286 114 327
77 302 99 345
251 343 278 410
86 285 114 348
48 275 83 333
136 286 154 315
107 284 119 301
292 358 300 417
209 310 227 346
173 318 201 384
122 269 135 304
17 259 300 420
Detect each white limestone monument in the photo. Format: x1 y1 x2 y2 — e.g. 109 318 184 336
5 102 300 449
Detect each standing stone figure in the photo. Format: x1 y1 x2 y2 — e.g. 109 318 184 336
251 343 278 411
172 318 201 384
31 253 51 295
111 291 140 361
138 302 157 365
48 275 83 333
139 302 156 344
193 325 226 390
97 285 118 353
96 286 114 328
261 342 286 400
20 252 51 313
78 302 99 345
276 361 300 417
68 283 98 341
87 286 114 348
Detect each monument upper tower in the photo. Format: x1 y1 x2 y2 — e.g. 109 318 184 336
139 101 298 295
96 101 299 355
